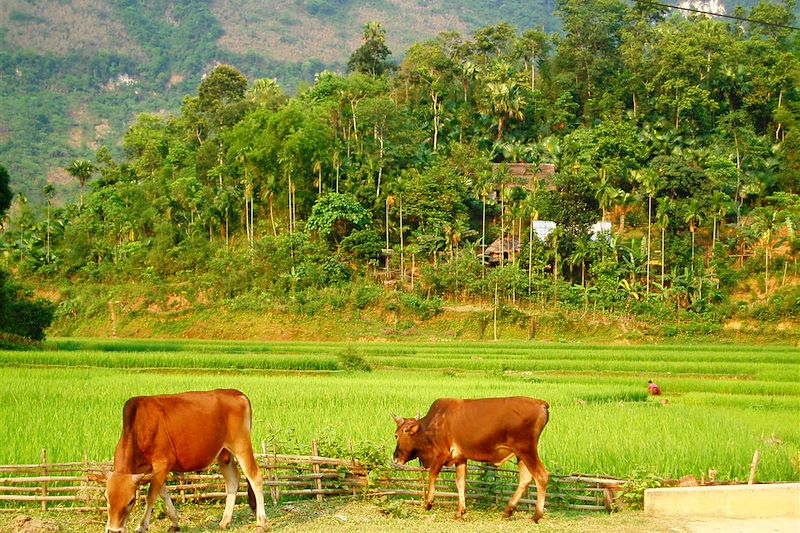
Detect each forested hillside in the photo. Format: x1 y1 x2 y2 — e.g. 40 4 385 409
1 0 562 204
1 0 799 341
2 0 797 204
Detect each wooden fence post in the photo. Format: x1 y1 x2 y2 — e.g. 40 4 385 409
348 441 357 496
262 441 278 505
40 448 47 511
272 444 281 503
311 440 323 502
748 449 760 485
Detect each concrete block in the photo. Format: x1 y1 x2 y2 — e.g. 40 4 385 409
645 483 800 519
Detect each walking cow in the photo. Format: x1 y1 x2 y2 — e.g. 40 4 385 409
392 396 550 522
98 389 267 532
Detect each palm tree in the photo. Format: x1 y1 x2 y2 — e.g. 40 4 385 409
66 159 95 206
708 190 731 251
655 198 673 289
476 174 494 277
750 206 784 301
569 236 592 287
632 169 660 294
479 61 526 142
684 199 703 272
595 169 620 224
611 191 636 240
43 184 55 264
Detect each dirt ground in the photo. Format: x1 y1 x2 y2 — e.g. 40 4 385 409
1 500 798 533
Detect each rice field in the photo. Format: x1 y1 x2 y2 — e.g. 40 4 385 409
0 339 798 483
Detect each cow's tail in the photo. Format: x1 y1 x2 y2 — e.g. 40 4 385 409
247 478 257 514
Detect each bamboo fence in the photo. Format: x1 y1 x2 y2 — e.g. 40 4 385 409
0 445 625 514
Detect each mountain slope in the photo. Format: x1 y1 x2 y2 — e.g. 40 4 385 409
0 0 793 204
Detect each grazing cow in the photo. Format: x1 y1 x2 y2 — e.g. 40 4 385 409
392 396 550 522
99 389 267 533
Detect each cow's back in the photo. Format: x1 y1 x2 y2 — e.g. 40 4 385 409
430 397 549 454
117 389 252 473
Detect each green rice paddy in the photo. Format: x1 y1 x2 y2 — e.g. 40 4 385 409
1 339 798 483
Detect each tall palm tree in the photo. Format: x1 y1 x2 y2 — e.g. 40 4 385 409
751 206 786 301
43 184 55 264
479 61 526 142
709 190 731 251
569 236 592 287
632 169 660 294
66 159 94 206
595 169 620 224
684 199 703 272
655 198 673 289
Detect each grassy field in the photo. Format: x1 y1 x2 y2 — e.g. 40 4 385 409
0 339 798 484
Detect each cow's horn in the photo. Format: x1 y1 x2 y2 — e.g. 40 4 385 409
415 410 420 420
391 413 404 426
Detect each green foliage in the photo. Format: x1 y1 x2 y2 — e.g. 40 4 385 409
337 345 373 372
0 268 55 341
347 22 395 77
619 468 663 510
0 164 12 217
307 193 371 243
3 6 800 330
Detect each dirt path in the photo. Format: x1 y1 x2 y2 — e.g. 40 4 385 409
667 518 799 533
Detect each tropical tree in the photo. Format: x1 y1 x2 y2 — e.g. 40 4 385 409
43 184 55 264
479 61 526 142
749 205 786 300
347 21 395 77
654 198 674 289
632 168 660 293
66 159 95 206
683 199 703 272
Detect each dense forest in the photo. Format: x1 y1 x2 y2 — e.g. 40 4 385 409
2 0 799 337
0 0 565 204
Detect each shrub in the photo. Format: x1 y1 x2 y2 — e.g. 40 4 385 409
399 293 442 320
337 346 372 372
0 269 56 341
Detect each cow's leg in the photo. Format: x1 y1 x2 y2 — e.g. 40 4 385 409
517 451 549 523
454 461 468 519
230 444 267 531
136 469 168 533
504 460 533 519
218 451 239 529
424 459 445 511
159 484 180 532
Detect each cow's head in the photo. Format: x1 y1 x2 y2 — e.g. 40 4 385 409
391 413 421 465
101 471 152 533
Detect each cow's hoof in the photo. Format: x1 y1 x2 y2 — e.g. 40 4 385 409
502 507 515 519
168 527 180 533
423 502 433 511
454 510 466 520
533 511 544 523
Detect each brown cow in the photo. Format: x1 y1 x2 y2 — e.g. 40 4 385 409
392 396 549 522
99 389 267 532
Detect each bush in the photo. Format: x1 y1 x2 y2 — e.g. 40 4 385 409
399 293 442 320
0 269 56 341
0 332 44 350
337 346 372 372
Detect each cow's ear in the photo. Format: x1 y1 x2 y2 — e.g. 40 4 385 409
132 473 153 486
408 423 419 436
